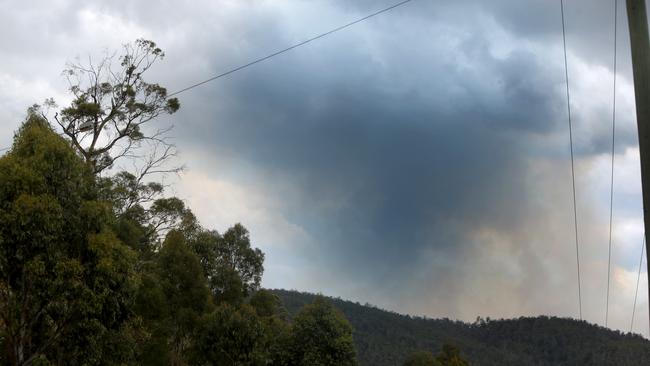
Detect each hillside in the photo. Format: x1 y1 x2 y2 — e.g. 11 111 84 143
272 289 650 366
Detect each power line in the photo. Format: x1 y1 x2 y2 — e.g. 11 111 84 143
631 237 645 333
606 0 618 328
560 0 582 320
167 0 416 98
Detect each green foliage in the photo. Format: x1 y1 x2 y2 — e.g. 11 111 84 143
404 351 440 366
98 171 197 254
249 290 287 320
403 346 467 366
135 230 212 365
98 171 164 218
289 297 358 366
435 344 468 366
248 290 292 365
157 231 211 318
189 224 264 305
0 114 137 365
148 197 196 243
217 224 264 300
192 303 270 365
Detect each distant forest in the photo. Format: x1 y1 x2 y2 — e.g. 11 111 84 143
275 289 650 366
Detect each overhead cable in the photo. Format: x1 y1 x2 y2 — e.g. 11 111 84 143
167 0 416 97
606 0 618 328
561 0 582 320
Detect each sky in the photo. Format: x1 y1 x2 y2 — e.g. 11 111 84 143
1 0 649 337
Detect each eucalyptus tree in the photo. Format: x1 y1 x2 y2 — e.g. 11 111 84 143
48 39 180 177
0 113 138 365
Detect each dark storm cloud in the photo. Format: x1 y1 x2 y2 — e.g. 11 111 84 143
145 1 644 322
171 7 570 285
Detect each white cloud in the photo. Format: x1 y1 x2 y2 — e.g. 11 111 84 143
176 168 316 289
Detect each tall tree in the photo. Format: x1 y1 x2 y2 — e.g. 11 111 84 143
192 303 270 366
0 113 138 365
43 38 188 250
189 224 264 304
139 230 212 366
289 297 358 366
248 290 291 365
48 38 180 175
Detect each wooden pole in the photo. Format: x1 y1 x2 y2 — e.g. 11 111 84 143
626 0 650 327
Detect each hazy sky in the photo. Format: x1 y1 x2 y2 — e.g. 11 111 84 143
1 0 648 336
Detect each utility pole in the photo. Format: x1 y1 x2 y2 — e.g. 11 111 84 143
626 0 650 326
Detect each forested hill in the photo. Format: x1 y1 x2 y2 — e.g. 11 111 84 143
272 289 650 366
